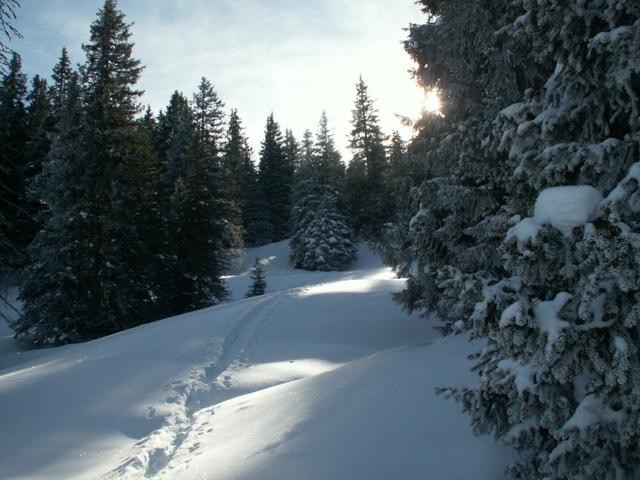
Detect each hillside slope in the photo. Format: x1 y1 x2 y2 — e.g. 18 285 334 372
0 241 507 479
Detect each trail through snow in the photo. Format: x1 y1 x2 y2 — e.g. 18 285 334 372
0 241 507 479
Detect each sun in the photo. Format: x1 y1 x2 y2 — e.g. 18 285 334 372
422 89 442 114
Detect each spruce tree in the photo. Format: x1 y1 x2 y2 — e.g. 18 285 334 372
192 76 225 156
258 113 292 242
245 257 267 298
382 0 543 333
156 91 195 198
224 109 264 245
289 182 356 271
15 73 98 344
283 128 299 181
383 1 640 479
346 77 390 238
314 111 345 190
290 113 355 271
0 51 27 267
190 77 242 267
296 128 314 180
139 104 156 138
16 0 168 344
450 2 640 478
169 138 228 312
244 172 274 246
49 47 72 119
23 75 51 232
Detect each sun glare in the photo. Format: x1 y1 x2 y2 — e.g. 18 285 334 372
423 89 442 114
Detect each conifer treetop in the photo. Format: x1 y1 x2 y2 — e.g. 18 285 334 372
81 0 143 129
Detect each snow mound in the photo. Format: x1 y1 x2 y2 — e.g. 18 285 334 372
534 186 603 236
507 185 603 242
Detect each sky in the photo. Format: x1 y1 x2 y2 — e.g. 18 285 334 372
10 0 428 160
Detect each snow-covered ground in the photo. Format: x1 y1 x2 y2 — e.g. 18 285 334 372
0 241 507 479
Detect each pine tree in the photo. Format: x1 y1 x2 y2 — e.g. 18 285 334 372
139 104 156 137
16 0 168 344
290 113 355 271
314 111 345 190
23 74 52 232
49 47 72 119
385 1 640 479
244 171 274 246
15 73 98 344
168 138 228 312
224 109 264 245
450 2 640 478
156 91 195 198
296 128 314 180
192 76 225 157
245 257 267 297
0 51 27 268
289 182 356 271
345 77 390 238
381 0 543 333
191 78 242 267
258 113 292 242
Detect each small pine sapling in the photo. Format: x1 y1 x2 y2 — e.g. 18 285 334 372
246 257 267 297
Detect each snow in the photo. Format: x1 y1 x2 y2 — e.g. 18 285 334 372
534 186 603 236
0 241 507 479
605 162 640 204
506 217 542 244
590 25 631 46
497 358 537 394
499 301 524 328
499 102 524 119
614 336 628 353
507 185 603 243
533 292 572 352
561 394 624 433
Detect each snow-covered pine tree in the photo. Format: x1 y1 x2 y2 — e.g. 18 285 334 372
15 73 100 344
245 257 267 298
290 113 355 271
16 0 169 344
382 0 545 334
292 195 357 271
345 77 390 239
451 2 640 478
258 113 292 243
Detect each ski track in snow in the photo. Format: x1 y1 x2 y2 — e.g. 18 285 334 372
105 292 287 479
